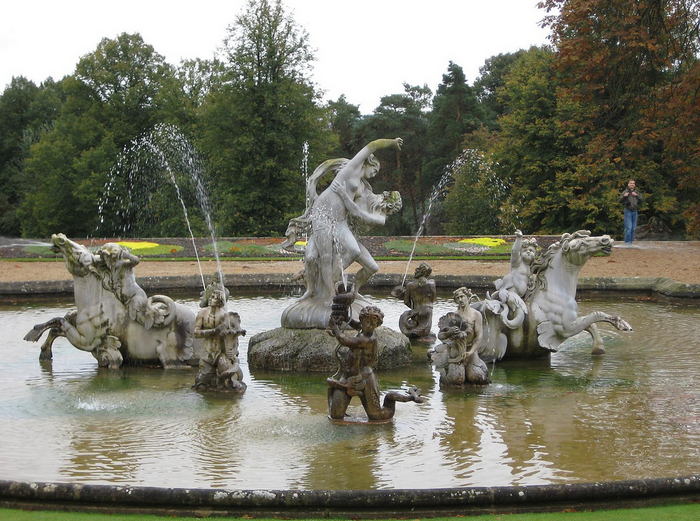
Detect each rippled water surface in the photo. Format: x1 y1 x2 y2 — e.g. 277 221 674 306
1 292 698 489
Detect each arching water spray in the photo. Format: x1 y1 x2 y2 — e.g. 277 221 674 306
95 124 222 291
401 154 467 286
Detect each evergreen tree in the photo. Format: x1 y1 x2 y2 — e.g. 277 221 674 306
327 94 362 158
423 62 486 233
198 0 332 236
353 83 431 234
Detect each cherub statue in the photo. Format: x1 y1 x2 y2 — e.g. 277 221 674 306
452 287 484 353
392 262 437 340
194 288 246 392
430 312 490 387
491 230 538 326
199 272 230 308
327 292 423 422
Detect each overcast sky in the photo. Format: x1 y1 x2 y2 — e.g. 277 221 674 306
1 0 552 113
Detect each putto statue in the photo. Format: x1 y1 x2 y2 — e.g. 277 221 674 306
24 234 196 369
281 138 403 329
327 289 423 422
429 287 489 387
193 284 246 393
489 230 538 329
392 262 437 341
476 230 633 359
430 312 490 387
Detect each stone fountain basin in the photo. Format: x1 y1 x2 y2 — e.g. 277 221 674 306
1 291 700 513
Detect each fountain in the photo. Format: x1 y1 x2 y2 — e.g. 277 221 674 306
96 123 224 290
6 127 700 514
3 288 700 513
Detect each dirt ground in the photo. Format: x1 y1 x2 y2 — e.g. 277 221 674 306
2 241 699 285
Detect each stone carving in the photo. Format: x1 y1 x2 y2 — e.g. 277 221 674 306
452 287 485 351
327 287 423 422
489 230 538 329
281 138 403 329
24 234 196 369
430 312 490 387
193 285 246 392
392 262 437 341
475 230 633 359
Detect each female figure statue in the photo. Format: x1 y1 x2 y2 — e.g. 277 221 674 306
281 138 403 329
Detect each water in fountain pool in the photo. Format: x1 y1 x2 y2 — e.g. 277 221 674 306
1 292 699 489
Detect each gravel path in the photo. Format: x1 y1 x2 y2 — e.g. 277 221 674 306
2 242 699 285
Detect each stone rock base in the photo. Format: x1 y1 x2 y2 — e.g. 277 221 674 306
247 326 412 372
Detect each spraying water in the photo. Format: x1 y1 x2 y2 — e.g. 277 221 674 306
95 124 221 291
401 154 466 286
301 141 310 244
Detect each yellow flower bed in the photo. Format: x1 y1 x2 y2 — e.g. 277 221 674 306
458 237 506 247
116 241 161 250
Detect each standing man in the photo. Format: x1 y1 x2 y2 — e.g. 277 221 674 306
620 179 643 244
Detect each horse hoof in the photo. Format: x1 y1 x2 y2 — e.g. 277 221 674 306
24 327 42 342
591 347 606 356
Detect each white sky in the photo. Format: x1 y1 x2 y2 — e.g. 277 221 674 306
0 0 551 114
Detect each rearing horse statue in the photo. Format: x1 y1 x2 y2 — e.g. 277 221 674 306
476 230 633 360
24 234 197 369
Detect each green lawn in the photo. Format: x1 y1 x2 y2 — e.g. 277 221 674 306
3 502 700 520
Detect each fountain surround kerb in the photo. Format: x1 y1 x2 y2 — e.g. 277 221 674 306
4 476 700 517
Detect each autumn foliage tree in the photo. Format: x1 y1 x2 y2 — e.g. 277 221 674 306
539 0 700 236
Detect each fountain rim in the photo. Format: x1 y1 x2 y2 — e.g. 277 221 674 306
2 476 700 517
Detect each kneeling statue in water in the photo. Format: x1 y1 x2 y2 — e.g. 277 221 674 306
327 296 423 422
194 287 246 393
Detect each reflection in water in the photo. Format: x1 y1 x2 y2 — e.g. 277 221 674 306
0 295 699 489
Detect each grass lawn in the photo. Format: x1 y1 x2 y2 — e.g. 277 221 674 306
3 502 700 520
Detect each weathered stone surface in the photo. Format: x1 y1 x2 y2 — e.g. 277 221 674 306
22 234 197 369
247 326 412 372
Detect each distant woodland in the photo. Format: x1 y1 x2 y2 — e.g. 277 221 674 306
1 0 698 239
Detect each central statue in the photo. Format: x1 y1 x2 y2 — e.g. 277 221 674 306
281 138 403 329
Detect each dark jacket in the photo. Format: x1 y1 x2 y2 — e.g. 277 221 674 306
619 188 643 211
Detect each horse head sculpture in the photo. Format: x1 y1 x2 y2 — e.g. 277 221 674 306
477 230 632 360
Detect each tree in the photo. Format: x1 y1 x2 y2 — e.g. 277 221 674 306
540 0 700 236
327 95 362 157
198 0 332 236
444 150 515 235
423 62 486 232
19 33 178 237
353 83 432 234
474 50 528 127
490 46 589 234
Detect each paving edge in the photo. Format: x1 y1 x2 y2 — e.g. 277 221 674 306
2 476 700 518
0 274 698 299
